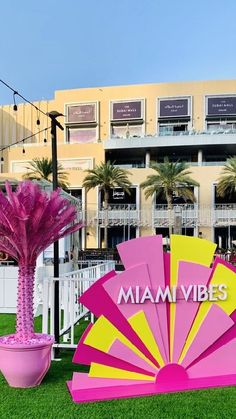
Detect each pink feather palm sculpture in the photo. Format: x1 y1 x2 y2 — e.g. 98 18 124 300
0 181 83 343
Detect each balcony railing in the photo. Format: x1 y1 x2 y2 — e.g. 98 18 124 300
97 204 139 226
153 204 198 227
77 204 236 228
214 204 236 225
159 128 236 137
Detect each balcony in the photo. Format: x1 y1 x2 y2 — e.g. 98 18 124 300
79 204 236 229
153 204 198 228
214 204 236 226
96 204 140 227
104 130 236 151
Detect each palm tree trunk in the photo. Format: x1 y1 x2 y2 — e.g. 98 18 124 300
104 190 109 249
16 264 36 340
166 194 173 243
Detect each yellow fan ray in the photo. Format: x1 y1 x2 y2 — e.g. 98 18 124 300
178 263 236 364
170 235 216 361
89 363 155 381
84 315 158 370
128 311 165 367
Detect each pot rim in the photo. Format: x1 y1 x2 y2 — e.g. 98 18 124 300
0 333 54 350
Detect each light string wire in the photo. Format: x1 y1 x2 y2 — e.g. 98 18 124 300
0 127 50 153
0 78 48 117
0 78 54 158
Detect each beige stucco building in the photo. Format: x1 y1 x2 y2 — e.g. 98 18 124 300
1 79 236 250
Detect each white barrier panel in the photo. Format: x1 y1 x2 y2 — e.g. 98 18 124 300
42 261 115 349
0 262 73 314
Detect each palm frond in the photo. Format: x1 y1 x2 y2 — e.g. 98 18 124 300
141 157 199 202
24 157 70 189
82 161 132 194
217 157 236 197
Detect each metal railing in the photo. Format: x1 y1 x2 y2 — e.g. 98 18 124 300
97 204 139 226
41 260 115 349
71 205 236 228
153 204 198 227
214 204 236 225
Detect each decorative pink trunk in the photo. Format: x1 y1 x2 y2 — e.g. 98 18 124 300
16 264 36 341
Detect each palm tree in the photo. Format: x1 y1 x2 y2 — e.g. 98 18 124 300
24 157 69 189
82 161 132 248
141 158 199 238
217 156 236 198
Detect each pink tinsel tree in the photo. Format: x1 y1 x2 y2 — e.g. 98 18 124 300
0 181 83 343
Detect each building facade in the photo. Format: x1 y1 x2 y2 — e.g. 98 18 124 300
1 79 236 250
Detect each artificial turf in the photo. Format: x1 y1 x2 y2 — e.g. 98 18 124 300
0 314 236 419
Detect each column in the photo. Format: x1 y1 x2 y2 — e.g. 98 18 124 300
145 151 151 168
198 149 203 166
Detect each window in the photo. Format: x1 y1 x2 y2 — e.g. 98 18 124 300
206 121 236 132
158 97 191 135
159 123 188 136
111 124 143 139
205 96 236 133
65 102 98 143
110 99 145 138
66 188 82 208
68 127 97 144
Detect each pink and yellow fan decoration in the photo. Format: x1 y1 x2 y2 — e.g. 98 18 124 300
67 235 236 403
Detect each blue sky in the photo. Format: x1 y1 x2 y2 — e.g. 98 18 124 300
0 0 236 104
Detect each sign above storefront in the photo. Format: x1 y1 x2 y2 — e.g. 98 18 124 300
207 96 236 116
67 103 97 124
159 98 190 118
112 189 125 200
111 100 143 120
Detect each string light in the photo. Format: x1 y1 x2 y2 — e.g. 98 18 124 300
13 91 18 111
36 109 40 125
0 127 50 154
0 79 48 118
43 128 47 143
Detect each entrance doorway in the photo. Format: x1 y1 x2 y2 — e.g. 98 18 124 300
100 226 136 248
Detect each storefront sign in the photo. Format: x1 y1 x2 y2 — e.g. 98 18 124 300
207 96 236 116
112 101 142 120
67 103 97 123
68 235 236 404
159 98 189 118
59 158 93 170
112 189 125 200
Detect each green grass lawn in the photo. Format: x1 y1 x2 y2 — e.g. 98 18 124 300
0 314 236 419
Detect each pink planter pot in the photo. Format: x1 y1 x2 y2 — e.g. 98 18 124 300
0 334 54 388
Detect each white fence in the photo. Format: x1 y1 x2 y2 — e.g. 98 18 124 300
0 262 73 314
41 261 115 349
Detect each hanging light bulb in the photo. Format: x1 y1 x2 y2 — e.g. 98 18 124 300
43 128 47 143
13 91 18 111
22 140 25 154
36 110 40 125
